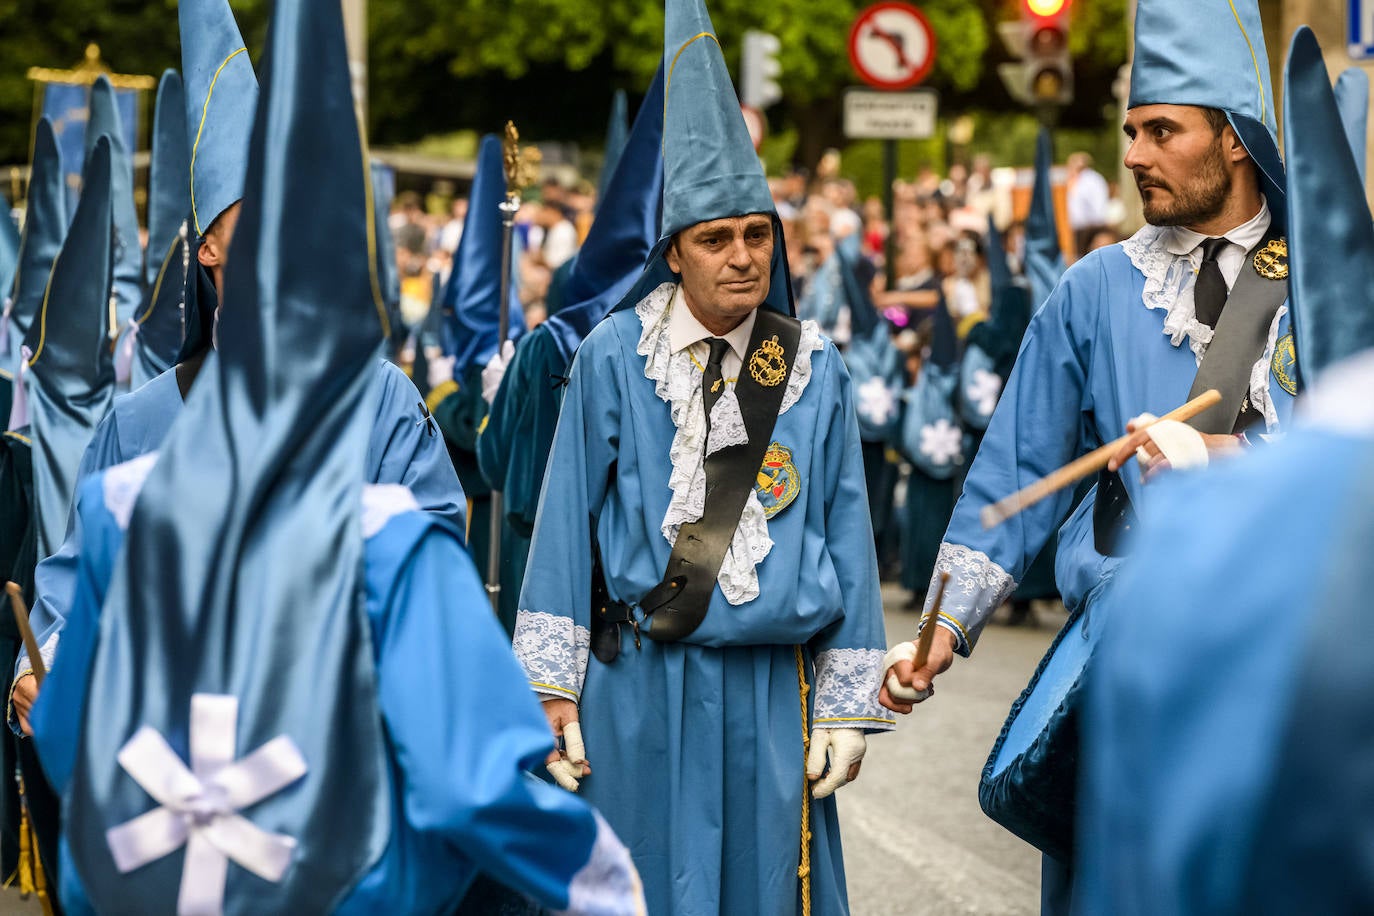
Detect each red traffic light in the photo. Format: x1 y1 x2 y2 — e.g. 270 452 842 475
1025 0 1069 17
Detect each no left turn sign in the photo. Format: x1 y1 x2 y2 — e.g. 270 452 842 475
848 2 938 90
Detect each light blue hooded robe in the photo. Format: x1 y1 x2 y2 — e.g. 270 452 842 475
511 0 892 911
1075 26 1374 914
30 0 638 910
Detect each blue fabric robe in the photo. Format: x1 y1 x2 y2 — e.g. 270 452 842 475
1075 410 1374 915
513 290 893 915
923 237 1298 651
33 472 623 914
18 359 464 678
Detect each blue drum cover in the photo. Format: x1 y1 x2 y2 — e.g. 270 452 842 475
979 606 1103 862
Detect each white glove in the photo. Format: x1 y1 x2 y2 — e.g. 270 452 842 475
427 353 456 393
806 728 866 799
547 721 588 793
882 641 931 703
1130 413 1209 470
481 339 516 405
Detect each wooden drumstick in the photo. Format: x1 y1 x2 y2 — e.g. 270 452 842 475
7 582 44 686
980 389 1222 530
913 571 951 670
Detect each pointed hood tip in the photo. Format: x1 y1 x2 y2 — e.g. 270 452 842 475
180 0 259 237
1283 23 1374 378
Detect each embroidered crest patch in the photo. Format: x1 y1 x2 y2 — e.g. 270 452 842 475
755 442 800 518
1270 332 1298 395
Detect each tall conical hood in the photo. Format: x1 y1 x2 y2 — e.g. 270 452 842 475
985 215 1012 294
86 75 144 333
20 137 116 560
181 0 258 237
370 159 404 346
1283 26 1374 383
3 119 67 372
1335 69 1369 184
1025 128 1066 310
597 88 630 208
1129 0 1284 222
438 133 524 375
612 0 793 316
545 63 665 362
63 0 391 908
660 0 772 237
130 69 193 389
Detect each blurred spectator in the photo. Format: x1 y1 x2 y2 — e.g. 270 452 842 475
437 196 467 254
944 230 990 337
391 190 430 257
1066 151 1111 258
530 193 578 270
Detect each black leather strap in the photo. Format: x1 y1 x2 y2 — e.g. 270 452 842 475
1187 227 1289 434
639 308 803 643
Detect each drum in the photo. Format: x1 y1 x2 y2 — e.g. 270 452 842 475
978 607 1102 863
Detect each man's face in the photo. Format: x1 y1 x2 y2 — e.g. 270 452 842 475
1123 104 1238 228
197 201 241 292
666 214 774 329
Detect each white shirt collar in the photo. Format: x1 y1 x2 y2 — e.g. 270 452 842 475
666 284 757 362
1162 196 1272 258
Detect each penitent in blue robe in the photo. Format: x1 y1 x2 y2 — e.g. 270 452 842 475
33 470 632 915
923 234 1298 653
475 324 568 635
17 358 464 677
513 286 893 915
1074 355 1374 915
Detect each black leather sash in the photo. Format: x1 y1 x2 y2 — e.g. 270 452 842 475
637 307 803 643
1095 227 1288 555
1186 226 1289 433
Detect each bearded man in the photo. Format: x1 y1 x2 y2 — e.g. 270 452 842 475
880 0 1298 911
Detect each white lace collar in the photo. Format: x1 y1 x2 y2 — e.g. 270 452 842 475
634 282 823 605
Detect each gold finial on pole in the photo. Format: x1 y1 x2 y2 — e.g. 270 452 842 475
501 120 541 196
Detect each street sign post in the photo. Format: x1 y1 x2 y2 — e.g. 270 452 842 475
843 89 938 140
848 1 938 286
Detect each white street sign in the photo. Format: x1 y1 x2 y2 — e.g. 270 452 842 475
843 89 938 140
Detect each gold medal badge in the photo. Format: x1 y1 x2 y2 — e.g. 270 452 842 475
748 335 788 387
1253 238 1289 281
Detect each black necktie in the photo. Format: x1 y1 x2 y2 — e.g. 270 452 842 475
1194 237 1230 328
702 337 731 427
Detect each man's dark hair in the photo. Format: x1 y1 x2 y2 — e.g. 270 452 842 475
1202 107 1229 136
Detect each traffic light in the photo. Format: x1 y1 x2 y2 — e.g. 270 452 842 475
741 31 782 110
998 0 1073 109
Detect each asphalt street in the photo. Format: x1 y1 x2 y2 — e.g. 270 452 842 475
839 586 1065 916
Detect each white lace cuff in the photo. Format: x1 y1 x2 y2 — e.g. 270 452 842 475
555 811 645 916
514 610 590 701
928 543 1017 655
361 484 419 539
811 648 894 731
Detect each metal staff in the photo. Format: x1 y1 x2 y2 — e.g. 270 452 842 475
487 122 540 612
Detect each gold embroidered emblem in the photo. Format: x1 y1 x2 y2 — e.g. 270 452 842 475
1271 332 1298 396
755 442 800 518
710 379 722 394
748 335 788 387
1253 238 1288 281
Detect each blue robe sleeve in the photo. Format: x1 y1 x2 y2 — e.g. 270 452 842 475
476 327 566 537
924 266 1095 654
511 323 622 702
807 350 895 732
366 360 466 533
15 411 123 690
30 475 121 793
378 523 633 910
